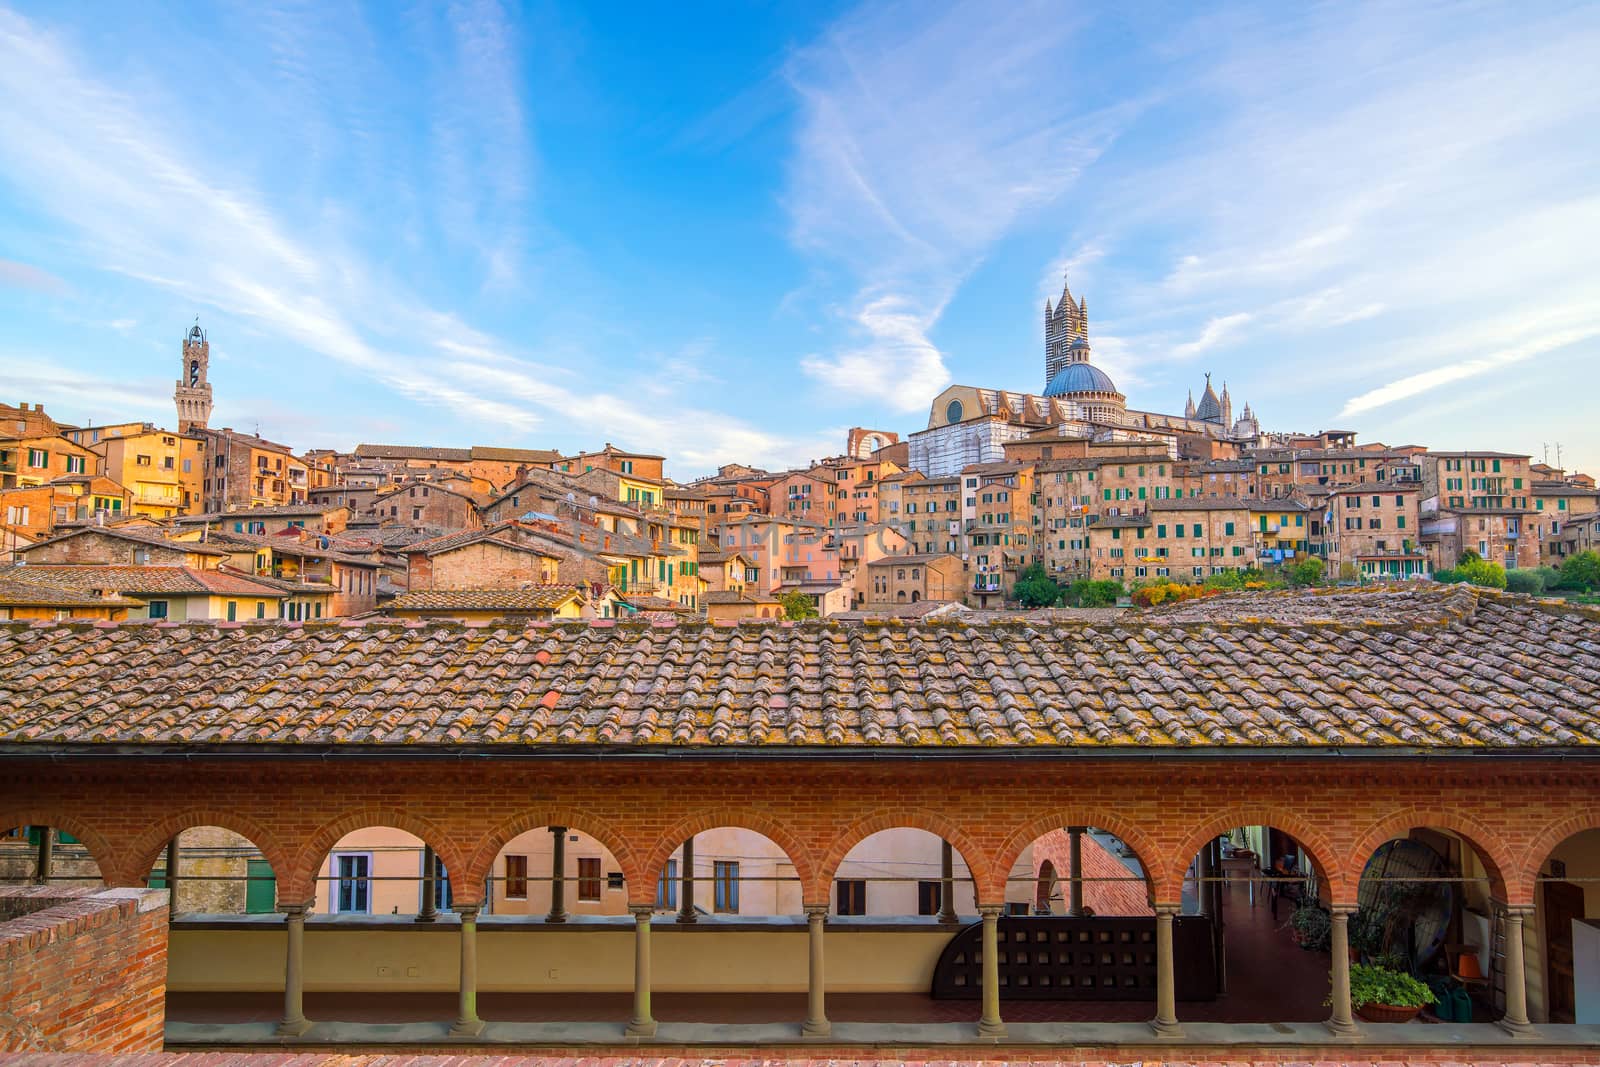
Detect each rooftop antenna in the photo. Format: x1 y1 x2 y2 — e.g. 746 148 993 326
1556 442 1564 470
1543 443 1550 465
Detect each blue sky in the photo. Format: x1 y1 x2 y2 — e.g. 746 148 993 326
1 1 1597 479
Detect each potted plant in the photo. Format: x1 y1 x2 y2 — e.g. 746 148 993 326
1343 963 1436 1023
1289 903 1331 951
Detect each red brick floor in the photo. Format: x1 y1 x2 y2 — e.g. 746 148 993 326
168 880 1332 1026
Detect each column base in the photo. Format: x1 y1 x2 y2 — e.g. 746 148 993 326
801 1018 832 1038
545 913 568 924
676 914 698 924
414 914 438 924
624 1019 657 1038
976 1019 1007 1039
1325 1017 1361 1038
1149 1018 1183 1038
1497 1017 1536 1037
449 1018 485 1038
275 1018 312 1038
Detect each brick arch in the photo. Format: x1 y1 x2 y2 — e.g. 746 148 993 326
1513 811 1600 907
465 809 642 906
639 809 819 909
0 809 120 886
818 809 992 907
1167 807 1347 906
285 808 465 905
1346 807 1515 905
124 808 290 895
992 810 1164 904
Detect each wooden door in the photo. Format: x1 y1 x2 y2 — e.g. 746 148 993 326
1544 880 1584 1023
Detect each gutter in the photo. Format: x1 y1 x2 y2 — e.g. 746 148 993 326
0 743 1594 764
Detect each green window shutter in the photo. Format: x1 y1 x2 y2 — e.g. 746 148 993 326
1224 522 1235 536
245 859 277 914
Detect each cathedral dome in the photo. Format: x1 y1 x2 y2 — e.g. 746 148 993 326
1043 361 1119 398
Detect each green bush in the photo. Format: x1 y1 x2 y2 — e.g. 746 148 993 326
1559 550 1600 592
1063 578 1123 607
1343 963 1437 1010
1286 557 1324 587
1433 567 1462 584
778 590 818 620
1456 556 1506 589
1505 568 1544 594
1012 563 1063 608
1536 566 1563 591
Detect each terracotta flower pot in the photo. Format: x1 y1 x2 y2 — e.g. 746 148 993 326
1356 1002 1422 1024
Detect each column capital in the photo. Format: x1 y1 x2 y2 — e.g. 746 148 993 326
1328 903 1360 918
977 904 1005 919
1497 903 1536 920
628 903 655 920
1152 902 1182 917
281 901 313 918
455 904 481 922
804 904 830 921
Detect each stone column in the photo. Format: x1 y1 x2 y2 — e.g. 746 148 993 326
802 905 830 1036
1326 905 1359 1036
678 836 697 923
33 827 53 885
277 902 313 1036
624 904 657 1037
167 836 181 912
1067 827 1085 915
939 840 958 924
1151 903 1182 1037
418 845 438 922
450 904 485 1036
1500 904 1535 1035
977 905 1006 1038
547 827 568 923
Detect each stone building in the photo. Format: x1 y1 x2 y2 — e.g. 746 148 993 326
863 552 964 606
1085 497 1256 582
197 429 310 512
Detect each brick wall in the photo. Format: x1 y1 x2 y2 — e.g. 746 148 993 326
0 886 168 1053
2 756 1594 912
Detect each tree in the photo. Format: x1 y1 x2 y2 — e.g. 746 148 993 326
1457 547 1482 565
1012 564 1062 608
1456 557 1507 589
1505 569 1544 595
779 590 819 620
1064 578 1123 608
1559 550 1600 592
1286 557 1324 587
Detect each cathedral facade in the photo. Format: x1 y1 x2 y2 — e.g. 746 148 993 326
909 280 1265 476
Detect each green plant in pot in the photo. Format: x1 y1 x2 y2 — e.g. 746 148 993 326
1289 904 1331 951
1341 963 1436 1023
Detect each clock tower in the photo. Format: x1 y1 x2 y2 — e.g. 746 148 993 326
175 321 214 434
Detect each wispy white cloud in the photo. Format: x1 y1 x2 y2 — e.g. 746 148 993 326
1028 3 1600 468
0 258 67 293
783 0 1140 408
1171 313 1252 360
0 7 827 474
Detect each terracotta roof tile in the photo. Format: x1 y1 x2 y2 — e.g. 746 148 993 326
391 587 584 612
0 586 1597 751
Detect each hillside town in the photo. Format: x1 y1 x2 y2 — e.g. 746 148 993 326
3 291 1597 626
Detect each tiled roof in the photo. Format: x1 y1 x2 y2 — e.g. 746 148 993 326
0 564 285 598
175 504 339 522
0 577 137 609
355 444 473 461
21 526 230 558
1 587 1598 750
188 530 378 566
390 587 584 612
